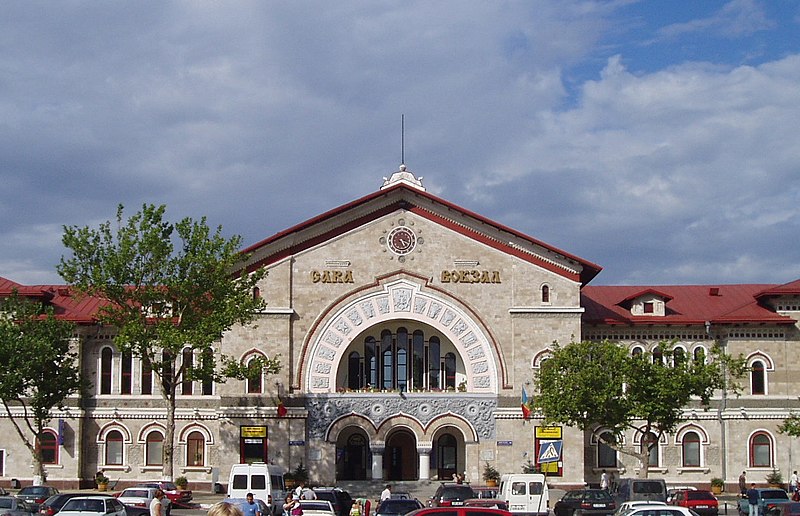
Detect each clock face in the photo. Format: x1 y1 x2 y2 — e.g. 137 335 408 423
387 226 416 255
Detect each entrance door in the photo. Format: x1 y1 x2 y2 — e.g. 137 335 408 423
340 433 368 480
436 434 457 481
385 430 417 480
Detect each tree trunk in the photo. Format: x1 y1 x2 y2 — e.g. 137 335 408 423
165 395 175 480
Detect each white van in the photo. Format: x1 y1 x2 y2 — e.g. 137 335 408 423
228 463 287 516
499 474 549 516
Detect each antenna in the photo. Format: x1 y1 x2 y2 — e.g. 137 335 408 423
401 114 405 165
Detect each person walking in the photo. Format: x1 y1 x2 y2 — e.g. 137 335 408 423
600 470 609 491
150 490 166 516
380 485 392 502
739 471 748 496
240 493 262 516
747 483 759 516
791 471 798 494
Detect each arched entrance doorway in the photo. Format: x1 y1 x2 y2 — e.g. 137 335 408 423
432 429 464 481
335 427 370 480
385 429 418 480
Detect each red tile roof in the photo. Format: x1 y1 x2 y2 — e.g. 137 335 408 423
582 283 795 326
0 276 102 323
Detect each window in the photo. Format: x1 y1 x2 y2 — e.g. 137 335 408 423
141 359 153 395
641 432 659 467
632 346 644 357
672 348 685 367
246 356 263 394
100 347 113 394
643 302 655 314
750 432 772 467
182 348 194 396
541 285 550 304
693 347 706 362
106 430 124 465
121 351 132 395
0 449 4 476
681 431 701 467
38 431 58 464
201 349 214 396
444 352 456 389
652 347 663 365
146 432 164 466
162 351 174 393
186 431 204 467
597 432 617 468
751 360 766 395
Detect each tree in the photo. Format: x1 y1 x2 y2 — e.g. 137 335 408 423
0 291 81 482
58 204 281 479
534 339 746 477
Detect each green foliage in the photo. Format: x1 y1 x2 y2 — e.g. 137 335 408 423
0 291 81 481
292 462 309 483
175 476 188 487
534 339 746 475
766 470 784 485
58 203 281 477
483 462 501 482
521 459 538 474
711 478 724 488
778 413 800 437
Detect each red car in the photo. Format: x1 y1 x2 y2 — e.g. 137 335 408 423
134 481 193 506
407 508 511 516
670 489 718 516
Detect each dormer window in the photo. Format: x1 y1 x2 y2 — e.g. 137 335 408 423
643 301 655 314
618 289 672 317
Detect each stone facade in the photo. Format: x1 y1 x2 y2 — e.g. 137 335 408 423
1 166 799 492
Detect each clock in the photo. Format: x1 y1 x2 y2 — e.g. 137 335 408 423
387 226 417 255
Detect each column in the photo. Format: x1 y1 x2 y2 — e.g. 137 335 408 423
371 444 385 480
418 442 433 480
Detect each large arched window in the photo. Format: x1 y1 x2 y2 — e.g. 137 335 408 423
344 329 451 391
38 431 58 465
750 432 772 467
120 351 132 395
186 431 205 467
751 360 766 395
641 432 659 467
597 432 617 468
145 431 164 466
652 347 663 365
672 348 685 367
106 430 124 465
681 431 701 467
100 347 113 394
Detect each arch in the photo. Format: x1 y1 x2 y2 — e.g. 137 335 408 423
304 276 501 393
540 284 551 304
38 429 59 465
749 430 775 468
385 428 418 480
424 413 479 443
137 421 167 443
375 415 425 443
178 422 215 445
325 414 379 444
98 422 133 444
691 344 708 363
670 345 687 367
335 426 371 481
674 423 710 445
746 351 775 371
531 349 553 369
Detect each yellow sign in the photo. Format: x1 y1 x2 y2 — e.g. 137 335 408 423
535 426 562 439
240 426 267 438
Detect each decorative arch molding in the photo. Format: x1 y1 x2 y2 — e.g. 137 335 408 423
178 422 215 445
531 349 553 369
674 423 710 445
241 348 267 362
746 351 775 371
632 428 668 445
426 414 479 443
590 427 626 446
137 421 166 443
97 422 132 444
376 417 424 442
325 414 379 443
304 275 501 393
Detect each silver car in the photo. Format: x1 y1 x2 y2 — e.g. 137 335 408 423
56 497 126 516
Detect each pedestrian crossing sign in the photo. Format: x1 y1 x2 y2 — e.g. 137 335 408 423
538 440 562 463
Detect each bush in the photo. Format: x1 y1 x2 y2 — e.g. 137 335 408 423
483 462 501 482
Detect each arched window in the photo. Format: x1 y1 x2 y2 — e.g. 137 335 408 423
750 432 772 467
412 330 425 388
246 356 263 394
365 337 377 388
347 351 362 390
38 431 58 465
597 432 617 468
141 358 153 395
121 351 132 395
681 431 701 467
641 432 659 467
396 327 408 392
100 347 113 394
106 430 124 465
186 431 205 467
652 347 663 365
182 348 194 395
631 346 644 357
541 285 550 304
672 348 685 367
751 360 766 395
693 347 706 362
444 352 456 389
145 432 164 466
429 337 440 389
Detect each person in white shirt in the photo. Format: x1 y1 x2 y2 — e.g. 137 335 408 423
600 470 609 491
380 485 392 502
791 471 798 493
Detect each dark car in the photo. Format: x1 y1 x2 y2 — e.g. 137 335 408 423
768 502 800 516
670 489 718 516
406 507 511 516
39 493 112 516
312 488 353 516
1 496 36 516
376 499 425 516
428 484 477 508
15 487 59 513
554 489 616 516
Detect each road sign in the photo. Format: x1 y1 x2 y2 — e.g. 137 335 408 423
538 440 562 463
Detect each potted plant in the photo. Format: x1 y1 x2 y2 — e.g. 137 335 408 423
766 470 784 488
483 462 501 487
284 471 296 490
292 462 309 484
710 477 724 494
175 476 188 489
96 474 109 492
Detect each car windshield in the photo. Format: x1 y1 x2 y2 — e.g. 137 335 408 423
0 499 14 509
583 491 613 501
379 500 421 513
763 491 790 500
301 502 333 511
442 487 475 500
161 483 178 491
687 492 715 501
20 487 50 495
121 490 150 498
63 499 105 513
633 483 663 494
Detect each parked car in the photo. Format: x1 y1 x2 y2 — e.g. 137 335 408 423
15 487 59 513
56 497 126 516
767 502 800 516
665 488 695 505
464 499 508 511
669 489 718 516
614 501 666 516
375 498 424 516
117 487 172 516
406 508 511 516
299 500 337 516
620 505 698 516
0 496 35 516
134 481 192 505
312 488 353 516
471 488 500 500
738 489 791 516
39 494 112 516
428 484 477 508
553 489 616 516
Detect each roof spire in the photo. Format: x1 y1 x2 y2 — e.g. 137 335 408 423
380 163 425 191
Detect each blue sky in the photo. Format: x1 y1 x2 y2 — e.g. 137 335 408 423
1 0 799 286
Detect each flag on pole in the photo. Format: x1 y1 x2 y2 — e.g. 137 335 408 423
521 386 532 419
276 397 288 417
